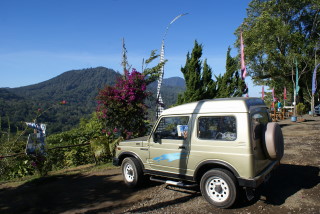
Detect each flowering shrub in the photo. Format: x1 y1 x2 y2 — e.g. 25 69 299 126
96 49 164 141
60 100 67 105
97 69 151 139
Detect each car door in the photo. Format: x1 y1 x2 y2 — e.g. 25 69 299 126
148 115 190 174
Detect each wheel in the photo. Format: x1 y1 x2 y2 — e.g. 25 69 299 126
121 157 144 188
200 169 238 208
264 122 284 160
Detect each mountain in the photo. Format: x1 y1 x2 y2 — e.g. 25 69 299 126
0 88 35 128
148 76 186 109
162 77 186 87
0 67 185 134
9 67 120 108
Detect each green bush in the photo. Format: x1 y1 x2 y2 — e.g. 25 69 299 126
0 113 121 181
296 103 306 117
90 136 123 164
0 135 37 180
63 146 94 167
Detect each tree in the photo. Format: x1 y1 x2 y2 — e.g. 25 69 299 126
237 0 320 104
97 69 149 139
177 41 216 104
96 51 164 139
177 41 245 105
215 47 246 98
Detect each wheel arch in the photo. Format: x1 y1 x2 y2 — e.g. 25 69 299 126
194 160 240 183
118 152 145 170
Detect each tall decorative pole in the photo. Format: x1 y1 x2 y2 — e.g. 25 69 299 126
294 58 300 117
312 42 319 116
121 38 129 78
156 13 188 119
312 63 319 115
240 30 248 97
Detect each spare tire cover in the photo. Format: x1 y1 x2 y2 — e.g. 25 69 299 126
264 122 284 160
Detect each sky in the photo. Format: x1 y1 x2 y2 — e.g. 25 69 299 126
0 0 264 97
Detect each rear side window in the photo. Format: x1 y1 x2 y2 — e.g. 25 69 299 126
251 111 269 141
198 116 237 141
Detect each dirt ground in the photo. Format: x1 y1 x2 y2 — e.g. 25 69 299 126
0 115 319 214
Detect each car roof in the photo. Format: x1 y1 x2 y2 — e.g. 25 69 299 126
161 97 266 115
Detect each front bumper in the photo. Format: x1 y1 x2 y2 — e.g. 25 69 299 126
237 160 280 188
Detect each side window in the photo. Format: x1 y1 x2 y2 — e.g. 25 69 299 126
154 116 189 140
198 116 237 141
251 111 269 141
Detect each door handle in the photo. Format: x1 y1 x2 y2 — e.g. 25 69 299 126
178 146 186 149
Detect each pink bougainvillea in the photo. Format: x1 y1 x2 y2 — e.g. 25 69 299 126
96 68 151 139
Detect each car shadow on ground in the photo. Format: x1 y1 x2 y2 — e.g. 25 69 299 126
279 124 291 128
304 119 316 122
0 171 157 214
245 163 319 206
125 193 201 213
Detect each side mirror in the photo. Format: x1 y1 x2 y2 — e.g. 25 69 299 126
153 133 161 143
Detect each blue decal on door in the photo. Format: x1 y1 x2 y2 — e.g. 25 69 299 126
153 152 188 162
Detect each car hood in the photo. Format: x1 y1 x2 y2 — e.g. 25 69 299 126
119 136 148 147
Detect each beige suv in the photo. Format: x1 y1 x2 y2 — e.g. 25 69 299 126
113 98 284 208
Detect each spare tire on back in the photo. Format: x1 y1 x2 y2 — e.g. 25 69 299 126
264 122 284 160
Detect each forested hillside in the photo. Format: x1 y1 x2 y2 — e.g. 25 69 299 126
9 67 119 109
0 67 185 134
147 76 186 113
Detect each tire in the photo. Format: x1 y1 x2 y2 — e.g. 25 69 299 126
200 169 238 208
121 157 144 188
264 122 284 160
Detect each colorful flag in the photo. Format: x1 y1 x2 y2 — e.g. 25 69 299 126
240 32 247 80
295 58 300 95
272 88 275 101
284 87 287 100
312 63 319 95
262 86 265 99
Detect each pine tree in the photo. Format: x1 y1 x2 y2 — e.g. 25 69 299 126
202 59 216 98
177 41 202 104
177 43 245 105
215 47 246 98
177 41 216 104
